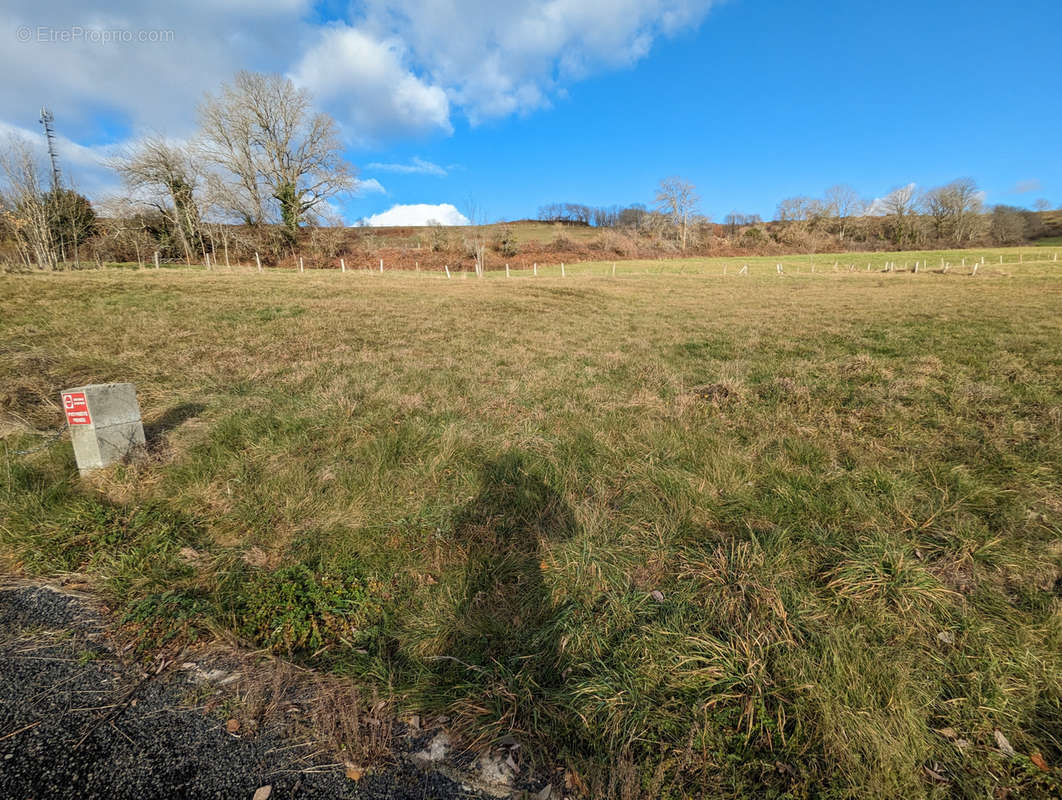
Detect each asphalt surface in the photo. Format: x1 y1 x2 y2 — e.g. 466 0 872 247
0 585 485 800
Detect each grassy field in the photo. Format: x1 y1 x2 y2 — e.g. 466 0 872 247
2 247 1061 798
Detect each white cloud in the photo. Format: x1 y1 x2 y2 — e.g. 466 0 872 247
290 25 451 144
354 177 387 195
363 203 469 226
1012 179 1041 194
353 1 717 122
366 157 448 177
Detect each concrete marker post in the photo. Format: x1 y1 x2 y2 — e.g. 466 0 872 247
61 383 145 476
154 251 159 270
561 263 566 277
340 258 346 273
506 263 510 278
380 259 384 273
444 265 451 279
299 257 304 273
533 262 538 276
255 252 262 272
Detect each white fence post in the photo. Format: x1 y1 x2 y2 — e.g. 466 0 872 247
444 265 451 279
340 258 346 273
154 251 160 269
506 263 510 277
255 252 262 272
299 257 304 273
379 258 384 273
561 262 566 277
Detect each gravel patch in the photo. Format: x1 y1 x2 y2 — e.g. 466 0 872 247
0 585 488 799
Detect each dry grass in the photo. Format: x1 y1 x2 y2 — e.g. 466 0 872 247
2 247 1061 798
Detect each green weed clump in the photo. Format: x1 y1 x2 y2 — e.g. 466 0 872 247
232 561 384 657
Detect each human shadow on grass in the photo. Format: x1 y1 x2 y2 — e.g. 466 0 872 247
429 451 577 739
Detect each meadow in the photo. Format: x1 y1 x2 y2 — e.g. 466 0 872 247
2 246 1061 798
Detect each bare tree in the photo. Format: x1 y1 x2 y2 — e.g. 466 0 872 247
655 176 700 250
462 198 488 277
877 184 919 246
112 137 204 264
1033 198 1051 212
97 196 153 267
823 184 865 241
922 178 984 244
990 205 1028 244
198 71 354 244
776 195 830 230
0 137 58 269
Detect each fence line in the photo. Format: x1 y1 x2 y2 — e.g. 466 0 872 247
35 249 1060 279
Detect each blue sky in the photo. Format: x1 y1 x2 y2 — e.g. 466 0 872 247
3 0 1059 225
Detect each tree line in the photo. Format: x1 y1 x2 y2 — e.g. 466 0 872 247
538 178 1057 254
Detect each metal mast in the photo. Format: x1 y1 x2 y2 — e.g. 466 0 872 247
39 107 61 191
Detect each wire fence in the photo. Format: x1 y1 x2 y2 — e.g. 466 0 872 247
7 248 1061 279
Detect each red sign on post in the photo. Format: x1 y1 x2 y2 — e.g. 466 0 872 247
62 392 92 425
